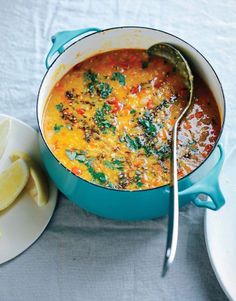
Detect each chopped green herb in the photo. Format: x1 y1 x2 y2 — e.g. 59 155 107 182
97 82 113 99
138 118 158 137
104 159 124 170
84 70 112 99
87 164 107 184
88 82 96 94
76 154 86 163
135 172 143 187
130 109 136 114
94 103 115 133
65 150 77 160
154 144 171 160
65 149 108 185
104 160 114 169
102 102 111 113
54 124 63 133
55 103 63 111
111 72 126 86
113 159 124 170
124 134 141 151
84 70 98 83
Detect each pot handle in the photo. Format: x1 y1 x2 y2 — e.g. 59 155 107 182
45 27 101 69
179 144 225 210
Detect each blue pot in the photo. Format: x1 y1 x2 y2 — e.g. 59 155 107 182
37 26 226 221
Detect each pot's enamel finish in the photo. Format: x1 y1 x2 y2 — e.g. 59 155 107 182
37 27 226 220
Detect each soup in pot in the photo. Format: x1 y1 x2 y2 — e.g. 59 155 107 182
43 49 221 190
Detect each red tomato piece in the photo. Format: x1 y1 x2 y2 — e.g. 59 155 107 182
77 108 85 115
107 97 117 104
71 167 82 176
130 85 140 94
112 101 123 113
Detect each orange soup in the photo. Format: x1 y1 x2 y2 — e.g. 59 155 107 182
43 49 221 190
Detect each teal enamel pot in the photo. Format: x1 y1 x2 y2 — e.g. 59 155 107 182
37 26 226 221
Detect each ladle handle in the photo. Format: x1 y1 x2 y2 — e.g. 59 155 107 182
162 121 179 276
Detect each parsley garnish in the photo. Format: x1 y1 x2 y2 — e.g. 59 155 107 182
65 149 107 184
54 124 63 133
104 159 124 170
124 134 141 151
94 103 115 133
111 72 126 86
55 103 63 111
84 70 113 99
130 109 136 114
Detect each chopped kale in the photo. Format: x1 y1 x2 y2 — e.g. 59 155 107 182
55 103 63 111
65 149 108 185
65 149 77 160
113 159 124 170
138 118 157 137
124 134 141 151
104 160 114 169
84 70 98 83
86 164 107 184
54 124 63 133
104 159 124 171
153 144 171 160
130 109 136 114
94 103 115 133
135 171 143 187
97 82 113 99
84 70 112 99
111 72 126 86
88 82 96 94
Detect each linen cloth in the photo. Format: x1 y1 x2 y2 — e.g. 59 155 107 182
0 0 235 300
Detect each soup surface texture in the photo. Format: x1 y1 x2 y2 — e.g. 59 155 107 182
43 49 221 190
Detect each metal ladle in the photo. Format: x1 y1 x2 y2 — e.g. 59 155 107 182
147 43 194 276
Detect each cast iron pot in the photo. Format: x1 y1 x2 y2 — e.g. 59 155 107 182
37 26 225 221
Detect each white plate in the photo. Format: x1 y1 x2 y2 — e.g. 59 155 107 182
205 147 236 301
0 114 57 264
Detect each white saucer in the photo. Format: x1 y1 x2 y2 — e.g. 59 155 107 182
0 114 57 264
205 147 236 301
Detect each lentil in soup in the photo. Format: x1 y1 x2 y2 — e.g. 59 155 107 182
43 49 221 190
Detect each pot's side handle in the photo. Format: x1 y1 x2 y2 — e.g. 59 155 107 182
179 144 225 210
45 27 101 69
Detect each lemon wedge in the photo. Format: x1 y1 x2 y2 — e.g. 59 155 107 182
10 151 49 207
0 118 11 160
0 159 29 211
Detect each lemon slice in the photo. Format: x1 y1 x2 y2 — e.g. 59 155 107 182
0 118 11 160
0 159 29 211
10 151 49 207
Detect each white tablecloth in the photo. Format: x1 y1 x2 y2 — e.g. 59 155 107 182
0 0 235 300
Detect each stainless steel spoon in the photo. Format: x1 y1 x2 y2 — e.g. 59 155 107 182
147 43 194 276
